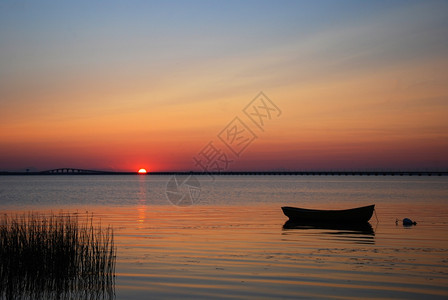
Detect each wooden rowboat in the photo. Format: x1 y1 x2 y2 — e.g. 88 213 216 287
281 205 375 223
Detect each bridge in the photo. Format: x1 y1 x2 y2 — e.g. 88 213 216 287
39 168 112 175
1 169 447 176
0 168 135 175
150 171 448 176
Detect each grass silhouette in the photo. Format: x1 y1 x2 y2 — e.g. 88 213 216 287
0 212 116 299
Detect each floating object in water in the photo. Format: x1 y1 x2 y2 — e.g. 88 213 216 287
402 218 417 226
281 205 375 223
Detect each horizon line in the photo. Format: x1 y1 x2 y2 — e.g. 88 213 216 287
1 168 447 176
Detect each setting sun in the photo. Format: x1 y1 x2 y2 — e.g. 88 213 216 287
138 168 147 174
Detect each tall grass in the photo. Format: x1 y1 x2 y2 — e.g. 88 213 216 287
0 212 116 299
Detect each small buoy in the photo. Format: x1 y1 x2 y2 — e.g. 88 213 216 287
403 218 417 226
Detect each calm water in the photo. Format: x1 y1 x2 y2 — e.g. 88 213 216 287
1 175 448 299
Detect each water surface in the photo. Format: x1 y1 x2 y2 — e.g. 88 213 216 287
1 175 447 299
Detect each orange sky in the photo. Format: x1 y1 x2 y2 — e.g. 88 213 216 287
1 1 448 172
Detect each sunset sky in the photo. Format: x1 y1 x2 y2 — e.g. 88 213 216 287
1 1 448 172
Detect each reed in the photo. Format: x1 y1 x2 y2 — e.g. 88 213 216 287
0 212 116 299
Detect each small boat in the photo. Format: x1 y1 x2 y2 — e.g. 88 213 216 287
281 205 375 223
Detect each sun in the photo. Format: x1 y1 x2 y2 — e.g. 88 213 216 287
138 168 147 174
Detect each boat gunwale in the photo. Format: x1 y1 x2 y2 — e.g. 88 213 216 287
281 204 375 214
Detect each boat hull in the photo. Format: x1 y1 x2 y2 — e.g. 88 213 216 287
281 205 375 223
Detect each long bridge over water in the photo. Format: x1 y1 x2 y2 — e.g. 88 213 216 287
40 168 120 175
1 169 447 176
